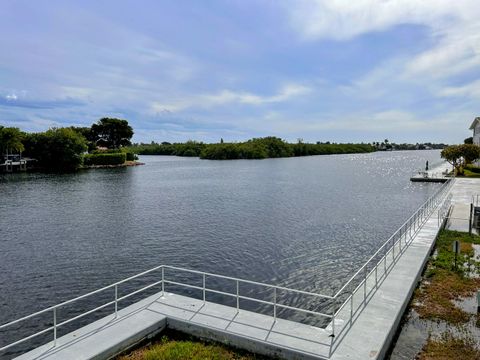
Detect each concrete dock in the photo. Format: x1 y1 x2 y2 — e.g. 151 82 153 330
447 178 479 233
6 179 463 360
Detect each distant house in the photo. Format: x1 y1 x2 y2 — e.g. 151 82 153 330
469 117 480 145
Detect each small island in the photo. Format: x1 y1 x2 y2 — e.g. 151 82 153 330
127 137 376 160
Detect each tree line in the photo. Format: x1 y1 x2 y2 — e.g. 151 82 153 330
0 118 134 171
127 137 375 160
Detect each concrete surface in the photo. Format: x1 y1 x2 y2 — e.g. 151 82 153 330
447 178 480 233
15 293 167 360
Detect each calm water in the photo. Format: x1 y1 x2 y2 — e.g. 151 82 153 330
0 150 442 357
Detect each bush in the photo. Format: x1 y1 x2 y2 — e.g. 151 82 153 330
23 128 87 171
464 165 480 174
84 152 126 166
125 152 135 161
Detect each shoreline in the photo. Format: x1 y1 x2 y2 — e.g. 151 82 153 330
80 161 145 169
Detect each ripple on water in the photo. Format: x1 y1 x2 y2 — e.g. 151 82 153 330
0 151 443 356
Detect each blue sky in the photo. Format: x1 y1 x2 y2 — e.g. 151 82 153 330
1 0 479 144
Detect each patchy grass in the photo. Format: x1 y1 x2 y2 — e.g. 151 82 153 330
417 332 480 360
414 269 478 323
117 331 265 360
413 230 480 324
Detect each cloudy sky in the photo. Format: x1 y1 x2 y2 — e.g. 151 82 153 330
0 0 479 143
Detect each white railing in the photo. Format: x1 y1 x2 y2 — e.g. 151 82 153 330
330 177 454 344
0 178 455 357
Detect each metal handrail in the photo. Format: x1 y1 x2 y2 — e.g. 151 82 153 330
0 264 334 353
163 265 334 299
0 178 455 356
334 178 453 299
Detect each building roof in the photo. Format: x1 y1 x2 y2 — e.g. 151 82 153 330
469 117 480 130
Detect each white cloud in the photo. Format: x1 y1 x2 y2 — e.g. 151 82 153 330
289 1 472 41
240 109 468 140
5 93 18 100
151 84 311 112
288 1 480 80
438 79 480 99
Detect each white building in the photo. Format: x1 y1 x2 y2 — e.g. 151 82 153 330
469 117 480 145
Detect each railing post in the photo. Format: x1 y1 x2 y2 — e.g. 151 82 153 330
203 273 206 303
114 285 118 318
350 290 354 324
236 280 239 312
161 267 165 296
392 236 395 261
375 263 378 288
363 266 367 303
331 297 336 337
53 307 57 346
384 247 387 273
273 287 277 321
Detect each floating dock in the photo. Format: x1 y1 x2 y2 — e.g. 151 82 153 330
410 161 451 183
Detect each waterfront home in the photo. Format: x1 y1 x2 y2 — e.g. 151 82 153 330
469 117 480 145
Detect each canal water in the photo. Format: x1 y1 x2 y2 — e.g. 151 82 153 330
0 150 443 357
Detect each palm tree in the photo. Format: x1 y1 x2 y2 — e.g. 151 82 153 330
0 127 25 158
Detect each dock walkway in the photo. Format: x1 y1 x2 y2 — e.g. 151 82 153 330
447 178 479 232
410 161 451 182
7 180 460 360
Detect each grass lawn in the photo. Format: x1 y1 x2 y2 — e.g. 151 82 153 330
117 330 267 360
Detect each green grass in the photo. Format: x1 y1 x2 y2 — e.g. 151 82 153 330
461 168 480 178
117 331 266 360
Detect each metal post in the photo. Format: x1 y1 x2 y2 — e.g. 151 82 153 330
350 290 354 324
384 249 387 273
363 266 367 303
203 273 206 303
331 297 336 337
392 236 395 260
114 285 118 317
53 307 57 346
469 203 473 236
161 267 165 296
236 280 239 312
375 264 378 288
273 287 277 321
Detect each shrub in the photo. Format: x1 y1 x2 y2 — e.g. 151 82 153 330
125 152 135 161
84 152 126 166
23 128 87 171
464 165 480 174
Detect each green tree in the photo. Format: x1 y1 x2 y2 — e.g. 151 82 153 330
459 144 480 165
70 126 96 152
0 126 25 154
91 118 134 149
441 145 462 174
24 128 87 171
